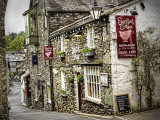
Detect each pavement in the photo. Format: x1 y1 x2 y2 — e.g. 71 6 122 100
8 82 160 120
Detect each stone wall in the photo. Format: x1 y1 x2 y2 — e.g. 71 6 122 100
0 0 9 119
52 21 114 115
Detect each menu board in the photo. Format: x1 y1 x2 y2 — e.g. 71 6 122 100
115 93 132 115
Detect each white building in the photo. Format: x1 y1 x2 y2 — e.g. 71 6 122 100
109 0 160 113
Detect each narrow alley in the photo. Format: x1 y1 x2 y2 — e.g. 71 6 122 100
8 82 118 120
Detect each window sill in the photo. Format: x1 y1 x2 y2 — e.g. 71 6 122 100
82 97 101 105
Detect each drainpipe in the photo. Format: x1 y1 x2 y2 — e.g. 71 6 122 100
46 2 54 111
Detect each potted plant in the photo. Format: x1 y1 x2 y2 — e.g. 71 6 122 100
82 48 94 56
57 51 65 58
66 76 74 84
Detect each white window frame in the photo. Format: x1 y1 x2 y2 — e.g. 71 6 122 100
47 85 51 101
61 71 66 90
60 36 65 52
87 26 95 48
84 66 101 102
35 84 38 99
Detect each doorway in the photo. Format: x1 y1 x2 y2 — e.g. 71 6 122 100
76 73 82 110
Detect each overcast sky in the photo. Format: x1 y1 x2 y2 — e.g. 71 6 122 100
5 0 30 35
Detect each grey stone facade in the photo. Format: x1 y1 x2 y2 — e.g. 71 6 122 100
0 0 9 119
51 21 113 115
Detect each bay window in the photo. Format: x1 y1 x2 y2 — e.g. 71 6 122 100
23 5 38 45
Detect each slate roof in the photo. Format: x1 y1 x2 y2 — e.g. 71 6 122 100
28 0 133 12
45 0 109 12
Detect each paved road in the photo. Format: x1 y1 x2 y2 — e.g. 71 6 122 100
8 82 118 120
8 82 160 120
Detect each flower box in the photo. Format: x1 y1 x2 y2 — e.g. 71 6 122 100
82 48 94 56
57 51 65 58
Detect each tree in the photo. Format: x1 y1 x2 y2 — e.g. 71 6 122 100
8 36 24 51
5 32 25 51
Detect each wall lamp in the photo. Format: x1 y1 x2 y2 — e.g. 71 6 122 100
90 0 102 20
124 6 138 15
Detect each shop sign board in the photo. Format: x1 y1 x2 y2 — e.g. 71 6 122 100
116 16 137 58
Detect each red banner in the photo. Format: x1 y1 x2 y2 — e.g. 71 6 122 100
116 16 137 58
44 46 53 60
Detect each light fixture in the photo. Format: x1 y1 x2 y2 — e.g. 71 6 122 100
90 0 102 20
130 6 138 15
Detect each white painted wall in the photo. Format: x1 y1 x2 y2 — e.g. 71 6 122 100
109 0 160 113
21 71 29 106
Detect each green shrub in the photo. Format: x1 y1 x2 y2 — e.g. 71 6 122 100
77 74 83 82
57 51 64 55
60 89 66 94
82 48 93 53
66 76 74 84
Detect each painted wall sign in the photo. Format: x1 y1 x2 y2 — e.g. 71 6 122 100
116 16 137 58
44 46 53 60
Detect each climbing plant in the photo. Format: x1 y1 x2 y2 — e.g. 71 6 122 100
131 27 160 110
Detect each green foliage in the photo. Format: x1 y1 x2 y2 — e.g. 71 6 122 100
131 27 160 110
57 51 65 55
77 74 83 82
60 89 66 94
5 32 25 51
82 48 93 53
66 76 74 84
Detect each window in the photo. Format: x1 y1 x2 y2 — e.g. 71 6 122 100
35 84 38 99
84 66 101 101
30 13 37 35
72 45 79 60
61 71 66 90
24 6 38 45
87 26 95 48
47 86 51 101
61 36 65 52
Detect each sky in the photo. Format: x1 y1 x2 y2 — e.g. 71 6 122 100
5 0 30 35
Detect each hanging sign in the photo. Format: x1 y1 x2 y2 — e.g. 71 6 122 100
116 16 137 58
44 46 53 60
32 55 38 66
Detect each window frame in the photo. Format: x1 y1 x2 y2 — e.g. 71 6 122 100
87 26 95 48
60 36 65 52
61 71 66 90
84 66 101 102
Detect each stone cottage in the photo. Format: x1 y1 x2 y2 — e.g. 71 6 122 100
22 0 117 110
0 0 9 119
49 0 160 115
